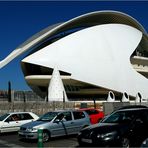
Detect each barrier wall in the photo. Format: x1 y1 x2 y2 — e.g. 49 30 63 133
0 101 102 115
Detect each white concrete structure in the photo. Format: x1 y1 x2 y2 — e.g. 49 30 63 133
107 91 115 102
48 66 68 101
135 92 142 102
0 11 148 101
122 92 130 102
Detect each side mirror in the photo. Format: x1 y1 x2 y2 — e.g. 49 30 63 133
54 119 60 123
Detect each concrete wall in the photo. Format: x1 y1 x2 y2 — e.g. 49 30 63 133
1 101 147 116
0 101 102 116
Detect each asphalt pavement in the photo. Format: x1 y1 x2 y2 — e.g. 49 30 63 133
0 132 79 147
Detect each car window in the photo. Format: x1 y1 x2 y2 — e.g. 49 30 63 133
103 110 136 123
38 112 59 121
63 112 72 121
73 111 85 120
5 114 20 122
56 112 72 121
19 113 34 120
85 109 99 115
0 113 9 121
135 110 148 123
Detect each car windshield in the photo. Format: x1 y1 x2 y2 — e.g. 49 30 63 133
102 110 136 124
37 112 59 122
0 113 10 121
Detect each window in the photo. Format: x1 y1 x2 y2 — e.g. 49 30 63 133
11 114 20 121
20 113 33 120
6 114 20 122
103 110 136 123
73 111 85 120
63 112 72 121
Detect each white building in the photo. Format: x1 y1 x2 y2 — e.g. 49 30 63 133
0 11 148 101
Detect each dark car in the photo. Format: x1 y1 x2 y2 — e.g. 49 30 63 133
77 105 148 147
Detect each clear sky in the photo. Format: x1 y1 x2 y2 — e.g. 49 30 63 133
0 1 148 91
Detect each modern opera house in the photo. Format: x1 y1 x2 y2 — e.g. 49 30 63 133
0 11 148 102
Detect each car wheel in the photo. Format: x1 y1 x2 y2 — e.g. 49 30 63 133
42 131 50 142
121 137 130 148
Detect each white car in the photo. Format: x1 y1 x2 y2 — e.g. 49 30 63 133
0 112 39 133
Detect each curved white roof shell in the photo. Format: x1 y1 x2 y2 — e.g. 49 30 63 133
0 10 147 69
1 10 148 100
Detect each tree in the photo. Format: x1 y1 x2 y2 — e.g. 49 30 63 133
8 81 11 102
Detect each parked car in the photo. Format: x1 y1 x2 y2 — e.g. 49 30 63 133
0 112 39 133
79 108 104 124
18 109 91 142
77 105 148 147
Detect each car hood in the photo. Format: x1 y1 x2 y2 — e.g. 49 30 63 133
82 122 129 134
21 120 50 128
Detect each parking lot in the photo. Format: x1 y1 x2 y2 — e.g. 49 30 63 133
0 132 78 147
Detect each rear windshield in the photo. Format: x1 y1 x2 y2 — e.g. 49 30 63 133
37 112 59 122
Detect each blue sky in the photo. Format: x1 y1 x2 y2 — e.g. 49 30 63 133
0 1 148 90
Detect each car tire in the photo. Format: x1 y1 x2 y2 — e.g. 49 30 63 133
121 137 130 148
42 130 50 142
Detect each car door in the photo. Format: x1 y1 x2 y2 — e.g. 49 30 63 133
2 114 20 132
50 111 73 137
69 111 86 134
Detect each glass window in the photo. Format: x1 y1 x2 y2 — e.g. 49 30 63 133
11 114 20 121
63 112 72 121
55 112 72 121
0 113 10 121
19 113 33 120
6 114 20 122
73 111 85 120
103 110 136 123
38 112 58 122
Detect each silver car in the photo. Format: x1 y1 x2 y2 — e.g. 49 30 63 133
18 110 91 142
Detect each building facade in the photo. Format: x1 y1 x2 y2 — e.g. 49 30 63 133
0 11 148 101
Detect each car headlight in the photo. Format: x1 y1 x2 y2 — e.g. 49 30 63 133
97 131 117 140
26 127 38 132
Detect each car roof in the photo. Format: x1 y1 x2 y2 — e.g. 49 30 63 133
116 105 148 111
46 109 85 113
7 112 34 115
79 108 97 110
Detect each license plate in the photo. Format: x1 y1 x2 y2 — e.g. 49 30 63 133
81 138 92 143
